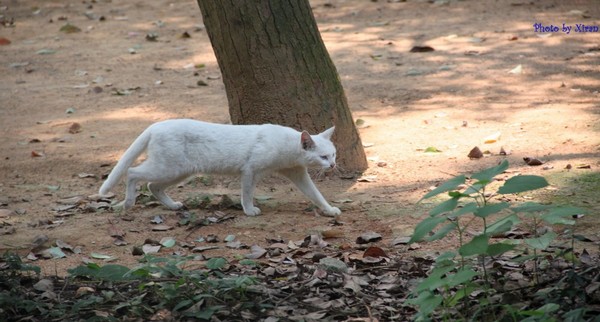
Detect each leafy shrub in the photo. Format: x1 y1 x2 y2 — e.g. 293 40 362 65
407 160 590 321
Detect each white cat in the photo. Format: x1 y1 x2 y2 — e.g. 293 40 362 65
99 119 341 217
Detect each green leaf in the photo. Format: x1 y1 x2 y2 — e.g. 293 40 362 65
471 160 509 183
160 237 176 248
206 257 227 270
90 252 113 260
173 299 194 312
459 234 489 257
425 222 457 242
474 202 510 218
486 242 516 256
498 175 549 194
542 207 586 225
524 231 557 250
416 264 456 292
424 146 442 153
449 202 478 219
409 216 447 243
406 291 443 317
520 303 560 316
421 175 466 200
48 247 66 259
486 214 520 235
463 182 485 195
428 197 459 217
68 264 134 281
448 285 476 307
511 202 552 213
446 267 478 287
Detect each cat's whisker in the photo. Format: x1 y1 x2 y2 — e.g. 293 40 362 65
316 168 326 180
332 165 345 177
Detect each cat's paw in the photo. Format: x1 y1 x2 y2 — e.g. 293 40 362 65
166 201 184 210
322 206 341 217
244 206 262 216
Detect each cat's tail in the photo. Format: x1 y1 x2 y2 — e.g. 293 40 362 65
99 129 151 195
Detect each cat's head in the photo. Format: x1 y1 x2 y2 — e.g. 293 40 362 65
300 127 337 169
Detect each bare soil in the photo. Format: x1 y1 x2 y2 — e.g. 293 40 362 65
1 0 599 276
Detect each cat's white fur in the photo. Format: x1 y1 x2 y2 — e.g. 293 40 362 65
99 119 341 217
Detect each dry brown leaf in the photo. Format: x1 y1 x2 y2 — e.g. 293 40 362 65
523 157 543 166
468 146 483 159
151 224 173 231
322 228 344 239
68 122 82 134
363 246 388 258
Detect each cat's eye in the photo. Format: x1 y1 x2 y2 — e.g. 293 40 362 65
320 155 328 160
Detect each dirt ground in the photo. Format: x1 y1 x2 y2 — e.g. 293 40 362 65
1 0 599 276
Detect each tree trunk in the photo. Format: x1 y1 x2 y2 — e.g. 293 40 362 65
196 0 367 172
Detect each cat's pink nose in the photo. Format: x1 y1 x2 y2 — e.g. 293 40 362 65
330 163 336 169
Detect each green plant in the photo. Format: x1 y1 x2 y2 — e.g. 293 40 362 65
407 160 588 321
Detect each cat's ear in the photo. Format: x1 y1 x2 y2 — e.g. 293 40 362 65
301 131 315 150
320 126 335 140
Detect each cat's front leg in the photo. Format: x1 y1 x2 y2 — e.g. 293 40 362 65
240 171 261 216
279 168 341 217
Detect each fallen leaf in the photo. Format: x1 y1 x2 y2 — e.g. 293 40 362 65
363 246 388 258
68 122 82 134
75 286 95 297
60 23 81 33
356 231 382 244
424 146 442 153
483 131 501 144
55 239 74 252
322 229 344 239
48 247 66 259
508 64 523 74
113 237 128 246
468 146 483 159
576 164 591 169
31 150 45 158
151 215 164 224
33 279 54 292
523 157 543 166
192 245 219 252
36 49 56 55
90 252 113 260
319 257 348 273
245 245 267 259
409 46 435 53
142 244 161 254
145 32 158 41
152 224 173 231
160 237 176 248
391 236 411 246
357 175 377 182
0 37 10 45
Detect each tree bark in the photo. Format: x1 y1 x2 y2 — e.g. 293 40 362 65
197 0 367 172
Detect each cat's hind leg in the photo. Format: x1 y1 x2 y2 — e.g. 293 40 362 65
124 163 184 210
148 178 186 210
